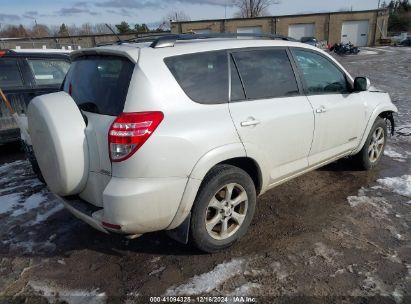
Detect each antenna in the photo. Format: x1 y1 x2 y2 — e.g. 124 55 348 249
105 23 122 44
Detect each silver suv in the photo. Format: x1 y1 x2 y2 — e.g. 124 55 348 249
27 34 397 253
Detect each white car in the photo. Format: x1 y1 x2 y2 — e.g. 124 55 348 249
27 35 397 253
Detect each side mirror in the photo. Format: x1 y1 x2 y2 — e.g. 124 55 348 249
354 77 371 92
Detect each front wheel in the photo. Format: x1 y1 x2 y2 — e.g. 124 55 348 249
189 165 256 253
356 117 387 170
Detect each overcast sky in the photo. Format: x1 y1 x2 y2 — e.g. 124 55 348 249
0 0 382 28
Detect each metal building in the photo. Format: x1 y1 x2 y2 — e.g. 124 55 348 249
171 9 389 47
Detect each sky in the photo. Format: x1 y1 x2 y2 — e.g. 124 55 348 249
0 0 383 29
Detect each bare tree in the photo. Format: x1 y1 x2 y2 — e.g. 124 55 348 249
93 23 113 34
165 10 191 22
162 10 191 29
31 23 50 37
234 0 280 18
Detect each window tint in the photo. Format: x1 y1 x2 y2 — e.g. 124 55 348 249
63 56 134 116
232 49 299 100
165 51 228 104
27 59 70 86
230 56 245 102
0 59 23 88
293 49 348 94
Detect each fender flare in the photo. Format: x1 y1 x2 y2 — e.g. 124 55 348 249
166 143 246 230
352 103 398 155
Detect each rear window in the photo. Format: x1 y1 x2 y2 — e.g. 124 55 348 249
63 55 135 116
27 59 70 86
164 51 228 104
0 59 24 88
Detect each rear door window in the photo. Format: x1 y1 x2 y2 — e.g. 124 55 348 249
0 58 24 89
27 59 70 87
164 51 228 104
63 56 135 116
231 49 299 100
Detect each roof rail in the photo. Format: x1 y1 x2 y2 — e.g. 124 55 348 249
149 33 298 48
96 33 175 47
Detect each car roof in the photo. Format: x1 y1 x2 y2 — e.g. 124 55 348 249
71 38 317 63
1 49 71 60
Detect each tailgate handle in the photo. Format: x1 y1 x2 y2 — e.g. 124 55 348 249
315 106 327 114
240 118 260 127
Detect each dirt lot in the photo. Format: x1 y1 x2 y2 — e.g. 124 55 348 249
0 47 410 304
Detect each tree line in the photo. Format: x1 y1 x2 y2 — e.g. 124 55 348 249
383 0 411 32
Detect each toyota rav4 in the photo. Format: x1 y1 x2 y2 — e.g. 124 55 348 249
27 34 397 253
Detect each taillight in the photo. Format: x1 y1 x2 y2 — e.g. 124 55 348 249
108 112 164 162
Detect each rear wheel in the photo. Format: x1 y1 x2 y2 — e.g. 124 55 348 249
190 165 256 253
356 117 387 170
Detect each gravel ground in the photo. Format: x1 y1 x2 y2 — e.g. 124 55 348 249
0 46 410 304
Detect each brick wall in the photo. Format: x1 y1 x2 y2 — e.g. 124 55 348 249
172 9 389 46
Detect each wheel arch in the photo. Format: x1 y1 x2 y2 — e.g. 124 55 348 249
352 103 397 155
166 144 264 231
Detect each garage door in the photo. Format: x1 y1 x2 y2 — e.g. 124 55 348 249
341 20 369 47
288 23 315 40
237 26 263 34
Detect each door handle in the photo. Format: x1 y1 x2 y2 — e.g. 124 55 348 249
315 106 327 114
240 118 260 127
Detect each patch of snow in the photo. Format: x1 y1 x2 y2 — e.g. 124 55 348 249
9 240 56 254
0 160 24 173
271 261 288 281
362 273 389 296
149 266 166 276
226 282 260 303
392 287 404 304
359 49 379 55
164 259 245 296
377 175 411 198
384 146 407 161
29 281 106 304
0 193 22 214
314 242 342 263
347 195 369 207
11 193 47 217
30 202 64 225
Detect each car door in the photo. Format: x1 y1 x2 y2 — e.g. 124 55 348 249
228 48 315 185
291 48 366 166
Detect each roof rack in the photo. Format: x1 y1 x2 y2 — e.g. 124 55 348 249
149 33 298 48
96 33 174 47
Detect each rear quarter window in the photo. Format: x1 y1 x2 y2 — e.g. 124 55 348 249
63 55 135 116
0 58 24 89
164 51 228 104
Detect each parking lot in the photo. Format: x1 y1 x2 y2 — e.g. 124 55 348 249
0 47 410 303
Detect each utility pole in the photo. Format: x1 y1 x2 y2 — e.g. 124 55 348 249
378 0 381 8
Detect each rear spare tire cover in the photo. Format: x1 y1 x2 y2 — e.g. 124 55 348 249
27 92 89 196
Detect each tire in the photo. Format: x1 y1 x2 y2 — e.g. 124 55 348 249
356 117 387 170
28 92 89 196
189 164 256 253
21 142 45 182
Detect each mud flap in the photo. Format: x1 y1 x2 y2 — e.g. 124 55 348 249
381 112 395 136
166 213 191 244
387 112 395 136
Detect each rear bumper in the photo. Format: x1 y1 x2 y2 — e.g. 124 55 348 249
62 176 188 235
60 197 109 234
